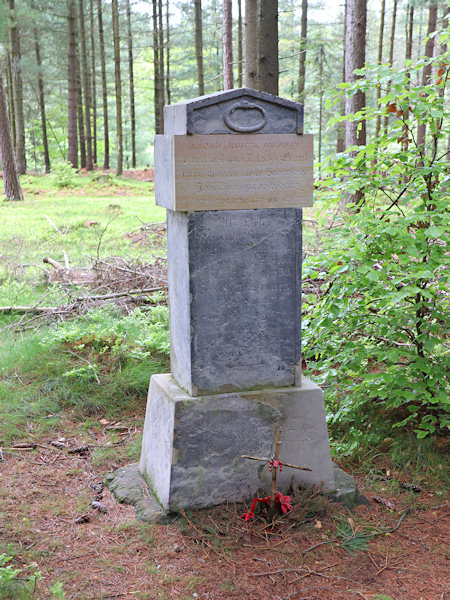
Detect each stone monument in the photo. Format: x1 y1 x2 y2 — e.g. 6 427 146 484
139 88 335 512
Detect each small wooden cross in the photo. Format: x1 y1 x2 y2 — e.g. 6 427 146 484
242 429 312 518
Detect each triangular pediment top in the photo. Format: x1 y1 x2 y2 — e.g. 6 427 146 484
168 88 303 111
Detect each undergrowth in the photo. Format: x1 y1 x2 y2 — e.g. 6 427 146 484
0 305 170 443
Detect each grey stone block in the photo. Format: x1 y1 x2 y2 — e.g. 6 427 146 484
106 463 167 523
139 374 334 511
162 88 304 136
329 464 369 509
167 208 303 396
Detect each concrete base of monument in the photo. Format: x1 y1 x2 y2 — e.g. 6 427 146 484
138 373 336 512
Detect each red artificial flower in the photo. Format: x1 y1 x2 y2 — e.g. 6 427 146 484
275 492 293 514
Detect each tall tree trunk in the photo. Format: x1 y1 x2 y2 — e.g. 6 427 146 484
126 0 136 168
374 0 385 139
194 0 204 95
89 0 97 165
111 0 123 175
258 0 278 95
166 0 171 104
336 0 346 153
8 0 26 174
345 0 367 205
5 51 16 150
237 0 243 87
77 63 86 169
33 24 51 173
318 45 324 177
67 0 79 168
152 0 164 133
244 0 258 88
79 0 93 170
298 0 307 102
158 0 165 111
417 4 438 156
402 3 414 153
97 0 109 169
0 62 23 200
383 0 398 131
222 0 234 89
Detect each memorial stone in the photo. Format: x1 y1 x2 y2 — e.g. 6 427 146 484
139 88 334 511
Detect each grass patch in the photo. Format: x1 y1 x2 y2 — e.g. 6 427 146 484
0 305 169 443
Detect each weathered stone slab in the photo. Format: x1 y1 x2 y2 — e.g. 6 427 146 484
167 208 302 396
139 374 282 510
139 374 334 511
155 133 313 211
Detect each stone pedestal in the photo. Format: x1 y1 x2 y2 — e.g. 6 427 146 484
139 374 334 511
136 89 335 513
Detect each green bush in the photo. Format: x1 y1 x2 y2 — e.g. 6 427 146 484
51 161 77 188
303 43 449 439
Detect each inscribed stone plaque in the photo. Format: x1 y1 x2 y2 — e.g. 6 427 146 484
155 133 313 211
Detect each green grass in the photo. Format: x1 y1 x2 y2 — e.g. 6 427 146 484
0 173 165 307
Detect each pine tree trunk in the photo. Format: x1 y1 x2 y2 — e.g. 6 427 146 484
298 0 307 102
417 4 438 155
0 63 23 201
79 0 93 170
33 26 51 173
77 64 86 169
89 0 97 165
383 0 398 131
97 0 109 170
318 46 324 177
222 0 234 89
374 0 385 139
336 1 346 153
111 0 123 175
152 0 164 133
5 51 16 152
166 0 171 104
8 0 26 174
67 0 79 168
237 0 243 87
158 0 165 114
244 0 258 88
258 0 278 95
126 0 136 168
345 0 366 205
406 3 414 63
194 0 204 95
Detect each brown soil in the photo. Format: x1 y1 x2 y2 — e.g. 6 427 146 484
0 414 448 600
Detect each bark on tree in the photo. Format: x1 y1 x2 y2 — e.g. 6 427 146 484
298 0 307 102
77 63 86 169
194 0 204 95
222 0 234 89
152 0 164 133
258 0 278 95
374 0 385 139
5 51 15 150
0 62 23 201
33 24 51 173
417 4 438 156
126 0 136 168
237 0 243 87
317 44 325 177
158 0 165 108
166 0 171 104
345 0 366 205
89 0 97 165
111 0 123 175
336 1 346 153
78 0 93 170
383 0 398 131
406 3 414 64
8 0 26 174
97 0 109 169
244 0 258 88
67 0 79 169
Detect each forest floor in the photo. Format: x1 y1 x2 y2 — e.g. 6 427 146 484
0 412 448 600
